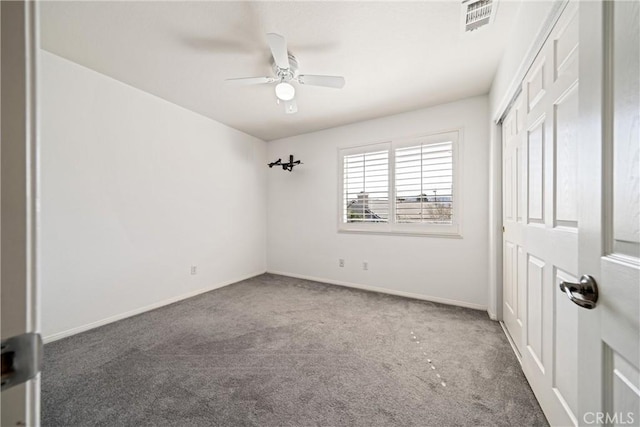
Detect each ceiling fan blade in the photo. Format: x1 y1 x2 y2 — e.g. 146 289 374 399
284 99 298 114
225 76 275 86
298 74 345 89
266 33 290 69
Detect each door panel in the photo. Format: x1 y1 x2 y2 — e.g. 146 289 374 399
504 240 516 316
526 62 546 112
553 269 579 424
554 11 579 82
607 349 640 425
526 254 545 373
527 119 545 223
554 84 579 227
611 0 640 257
516 146 524 222
505 156 514 221
517 246 526 330
517 102 526 224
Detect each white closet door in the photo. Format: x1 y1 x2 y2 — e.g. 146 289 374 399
503 2 583 425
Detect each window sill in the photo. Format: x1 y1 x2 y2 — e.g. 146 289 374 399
338 225 462 239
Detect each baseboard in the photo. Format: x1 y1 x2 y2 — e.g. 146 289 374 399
43 270 266 343
267 270 487 311
487 309 498 320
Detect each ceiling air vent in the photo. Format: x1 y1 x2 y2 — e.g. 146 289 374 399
462 0 496 32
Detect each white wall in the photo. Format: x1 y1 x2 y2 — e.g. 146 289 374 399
40 51 267 340
267 96 490 310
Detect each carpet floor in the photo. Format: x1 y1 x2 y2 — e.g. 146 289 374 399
42 274 547 426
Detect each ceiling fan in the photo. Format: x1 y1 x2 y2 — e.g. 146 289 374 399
226 33 345 114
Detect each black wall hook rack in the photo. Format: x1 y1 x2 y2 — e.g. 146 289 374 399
268 155 302 172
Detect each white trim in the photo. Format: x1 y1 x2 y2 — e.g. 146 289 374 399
267 270 488 312
488 122 503 321
338 141 391 157
337 229 463 239
487 308 497 321
28 1 41 424
43 271 266 343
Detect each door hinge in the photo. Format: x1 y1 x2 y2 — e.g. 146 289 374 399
502 226 505 232
1 333 42 391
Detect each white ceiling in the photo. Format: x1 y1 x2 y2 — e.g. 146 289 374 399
40 1 522 141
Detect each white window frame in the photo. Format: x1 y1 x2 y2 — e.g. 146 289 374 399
338 130 462 237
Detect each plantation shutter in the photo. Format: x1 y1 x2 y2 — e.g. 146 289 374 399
342 149 389 223
395 141 453 224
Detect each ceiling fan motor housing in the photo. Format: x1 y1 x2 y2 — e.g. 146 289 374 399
272 53 299 81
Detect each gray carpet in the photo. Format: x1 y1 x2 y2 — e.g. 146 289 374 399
42 274 548 426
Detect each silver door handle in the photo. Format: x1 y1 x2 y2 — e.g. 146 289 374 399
559 275 599 310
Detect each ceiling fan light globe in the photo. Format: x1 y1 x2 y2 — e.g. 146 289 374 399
275 82 295 101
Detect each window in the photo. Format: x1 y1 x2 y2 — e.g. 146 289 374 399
395 141 453 224
343 148 389 224
339 130 461 236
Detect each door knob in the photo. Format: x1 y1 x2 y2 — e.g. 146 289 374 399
559 275 599 309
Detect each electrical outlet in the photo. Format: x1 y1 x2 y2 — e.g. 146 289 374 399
363 261 368 271
339 259 345 268
190 265 197 275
